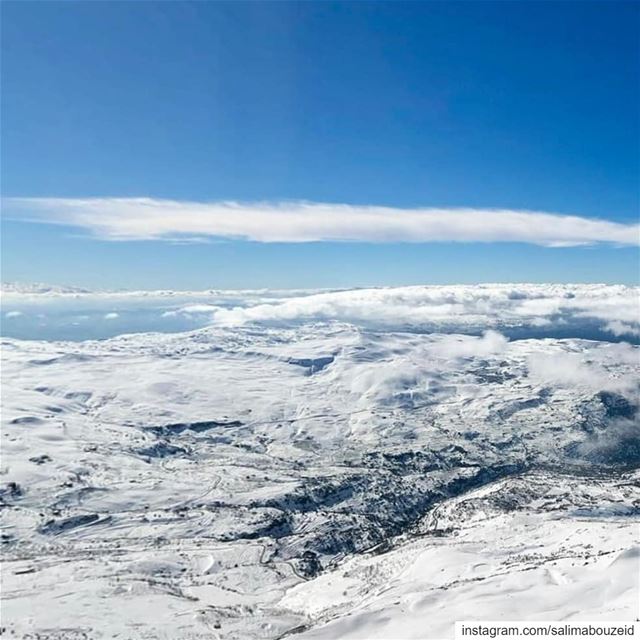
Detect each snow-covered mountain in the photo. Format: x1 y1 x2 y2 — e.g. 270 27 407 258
1 287 638 638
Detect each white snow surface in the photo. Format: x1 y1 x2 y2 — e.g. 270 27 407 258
1 313 639 638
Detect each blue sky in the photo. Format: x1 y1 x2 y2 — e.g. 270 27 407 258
2 1 638 289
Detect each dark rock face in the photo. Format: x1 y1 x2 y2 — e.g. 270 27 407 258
297 550 322 578
143 420 243 437
597 391 637 420
567 390 640 469
287 356 335 375
0 482 22 504
38 514 103 535
136 443 187 459
575 419 640 468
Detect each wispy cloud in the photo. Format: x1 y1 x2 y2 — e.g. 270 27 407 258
4 197 639 247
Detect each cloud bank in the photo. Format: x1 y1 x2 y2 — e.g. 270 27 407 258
5 283 635 341
174 284 640 337
4 198 639 246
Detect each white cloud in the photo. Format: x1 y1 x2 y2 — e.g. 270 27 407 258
603 320 640 338
4 197 639 246
530 317 552 327
198 284 639 333
429 330 509 358
594 341 640 366
162 304 221 318
104 312 119 320
4 310 23 318
527 350 635 393
2 283 638 337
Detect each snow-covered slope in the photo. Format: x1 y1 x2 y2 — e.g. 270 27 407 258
1 317 639 638
284 472 639 639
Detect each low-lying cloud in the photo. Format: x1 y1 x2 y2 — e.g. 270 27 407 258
527 351 632 393
194 284 640 337
3 283 638 341
4 197 639 246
